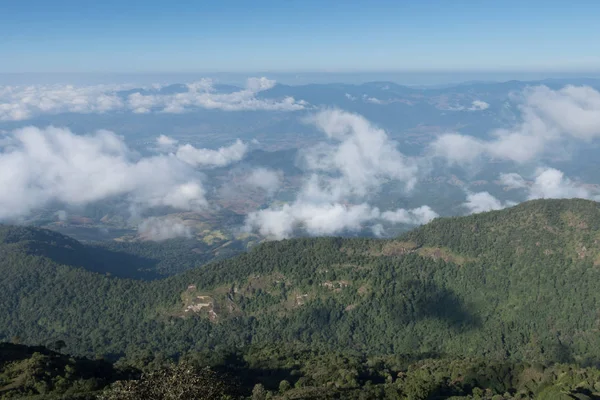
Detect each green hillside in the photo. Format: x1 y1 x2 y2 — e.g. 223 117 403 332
0 342 124 399
2 199 600 395
4 342 600 399
0 224 245 280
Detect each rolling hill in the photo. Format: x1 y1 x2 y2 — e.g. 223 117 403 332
1 198 600 368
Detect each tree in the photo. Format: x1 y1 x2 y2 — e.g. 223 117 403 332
49 339 67 352
99 364 239 400
279 379 291 393
252 383 268 400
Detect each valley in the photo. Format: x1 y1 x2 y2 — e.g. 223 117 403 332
3 199 600 398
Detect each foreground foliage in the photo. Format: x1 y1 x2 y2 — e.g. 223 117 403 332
3 343 600 399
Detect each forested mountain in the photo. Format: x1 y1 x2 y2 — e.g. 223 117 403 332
0 224 243 280
3 199 600 398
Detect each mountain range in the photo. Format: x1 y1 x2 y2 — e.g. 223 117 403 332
4 198 600 398
2 198 599 361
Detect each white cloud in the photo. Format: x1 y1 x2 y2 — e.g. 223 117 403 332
175 139 247 167
128 92 157 114
138 216 192 241
524 85 600 140
499 172 528 189
0 127 250 221
245 202 438 240
463 191 515 214
245 77 277 92
132 77 307 114
0 77 307 121
0 84 127 121
304 109 418 199
502 168 600 201
245 202 378 238
157 134 178 147
429 133 486 165
56 210 68 221
371 223 385 237
154 135 248 168
475 167 600 215
364 95 384 104
244 109 435 239
527 168 592 199
439 100 489 111
156 135 179 152
380 205 439 225
431 85 600 164
468 100 490 111
245 168 283 196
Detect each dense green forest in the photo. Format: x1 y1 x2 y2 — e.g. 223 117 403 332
3 199 600 398
0 224 245 279
3 342 600 399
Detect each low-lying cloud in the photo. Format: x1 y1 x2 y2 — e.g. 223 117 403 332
244 109 437 239
245 168 283 196
380 205 439 225
0 77 307 121
500 168 600 200
138 216 193 241
245 203 438 239
303 109 418 199
463 191 516 214
468 100 490 111
431 85 600 164
0 126 247 220
463 166 600 215
175 139 248 167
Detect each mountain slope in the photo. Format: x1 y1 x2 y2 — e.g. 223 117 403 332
0 342 123 399
2 199 600 366
0 224 237 279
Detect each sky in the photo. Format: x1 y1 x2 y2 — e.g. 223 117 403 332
2 0 600 75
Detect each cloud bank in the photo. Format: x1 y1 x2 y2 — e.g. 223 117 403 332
463 192 516 214
463 167 600 215
245 203 438 239
0 77 307 121
245 109 437 239
0 84 127 121
175 139 248 167
500 168 600 201
0 126 247 220
431 85 600 164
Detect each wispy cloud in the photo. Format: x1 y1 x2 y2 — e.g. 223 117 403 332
438 100 490 111
245 168 283 196
380 205 439 225
0 84 127 121
468 100 489 111
138 216 192 241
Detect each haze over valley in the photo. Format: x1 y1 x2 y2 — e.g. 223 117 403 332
3 77 600 272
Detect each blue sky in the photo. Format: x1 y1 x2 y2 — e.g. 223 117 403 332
2 0 600 73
